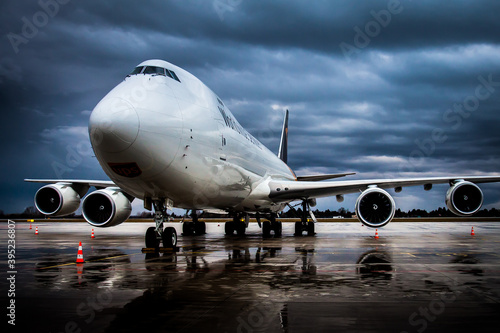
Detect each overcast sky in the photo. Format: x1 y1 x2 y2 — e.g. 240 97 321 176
1 0 500 215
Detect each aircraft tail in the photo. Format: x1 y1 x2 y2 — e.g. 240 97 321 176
278 109 289 164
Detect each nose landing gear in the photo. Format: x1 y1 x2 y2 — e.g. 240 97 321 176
145 199 177 248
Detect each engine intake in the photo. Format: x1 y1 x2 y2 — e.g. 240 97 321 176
355 187 395 228
34 184 82 216
446 181 483 216
82 189 132 227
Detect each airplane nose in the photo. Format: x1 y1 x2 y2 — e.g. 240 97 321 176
89 97 139 153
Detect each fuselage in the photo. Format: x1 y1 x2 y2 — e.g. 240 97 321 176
89 59 295 213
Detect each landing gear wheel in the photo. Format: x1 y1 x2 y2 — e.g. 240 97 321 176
294 222 302 236
183 222 194 236
225 221 235 235
262 221 271 238
272 221 282 237
145 227 159 248
162 227 177 248
195 222 206 235
236 222 246 236
307 222 315 236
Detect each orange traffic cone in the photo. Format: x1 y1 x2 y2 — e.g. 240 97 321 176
374 229 379 239
35 226 38 235
471 227 475 236
29 222 32 230
91 229 95 239
76 242 85 263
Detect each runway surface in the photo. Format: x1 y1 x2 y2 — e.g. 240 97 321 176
2 221 500 332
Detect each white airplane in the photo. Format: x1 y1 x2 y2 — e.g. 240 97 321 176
26 59 500 248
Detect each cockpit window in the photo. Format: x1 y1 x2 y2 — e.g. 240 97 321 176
130 66 144 75
143 66 165 76
128 64 181 83
169 70 180 82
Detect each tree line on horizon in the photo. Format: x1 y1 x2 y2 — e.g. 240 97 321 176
2 206 500 219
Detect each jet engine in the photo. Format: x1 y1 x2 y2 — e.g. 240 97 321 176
446 181 483 216
355 187 395 228
82 189 132 227
34 184 84 216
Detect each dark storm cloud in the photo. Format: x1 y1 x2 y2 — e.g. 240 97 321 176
1 0 499 213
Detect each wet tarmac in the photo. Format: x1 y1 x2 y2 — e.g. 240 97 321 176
2 221 500 332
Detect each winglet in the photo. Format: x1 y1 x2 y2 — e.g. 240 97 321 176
278 109 289 164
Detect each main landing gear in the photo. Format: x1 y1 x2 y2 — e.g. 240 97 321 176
261 214 282 238
294 201 316 236
182 210 206 236
223 213 283 238
145 199 177 248
225 214 248 236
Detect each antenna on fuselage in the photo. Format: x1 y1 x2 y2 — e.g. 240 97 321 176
278 109 289 164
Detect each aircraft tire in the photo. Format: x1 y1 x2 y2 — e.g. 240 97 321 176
236 222 246 236
307 222 315 236
195 222 206 235
294 222 302 236
182 222 194 236
262 221 271 238
145 227 159 248
225 221 234 235
162 227 177 248
273 221 282 237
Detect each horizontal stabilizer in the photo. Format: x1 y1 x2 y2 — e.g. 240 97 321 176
296 172 356 181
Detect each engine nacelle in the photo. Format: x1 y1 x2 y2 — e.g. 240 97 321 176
446 181 483 216
355 187 396 228
34 184 81 216
82 189 131 227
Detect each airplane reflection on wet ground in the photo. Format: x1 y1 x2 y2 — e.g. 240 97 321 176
2 221 500 332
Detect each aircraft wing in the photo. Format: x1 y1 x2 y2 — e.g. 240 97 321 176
24 179 116 189
296 172 356 181
269 175 500 201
